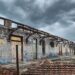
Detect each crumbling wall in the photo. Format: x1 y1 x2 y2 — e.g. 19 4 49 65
0 37 11 64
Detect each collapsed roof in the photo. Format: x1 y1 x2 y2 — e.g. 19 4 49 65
0 17 75 47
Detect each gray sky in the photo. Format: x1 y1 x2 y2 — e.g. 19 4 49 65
0 0 75 41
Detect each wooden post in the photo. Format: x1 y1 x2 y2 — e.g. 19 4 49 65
60 44 62 55
16 45 19 75
35 39 38 59
21 38 23 61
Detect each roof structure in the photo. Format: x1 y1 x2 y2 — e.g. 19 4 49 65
0 17 75 47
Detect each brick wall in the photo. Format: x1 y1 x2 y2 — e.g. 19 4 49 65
0 67 17 75
22 59 75 75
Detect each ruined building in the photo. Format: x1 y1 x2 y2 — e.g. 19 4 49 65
0 17 75 64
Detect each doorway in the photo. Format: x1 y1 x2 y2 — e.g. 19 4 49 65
11 42 21 62
10 35 23 62
42 40 45 55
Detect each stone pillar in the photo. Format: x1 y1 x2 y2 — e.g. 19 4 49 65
4 19 11 27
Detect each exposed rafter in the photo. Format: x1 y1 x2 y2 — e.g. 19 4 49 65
0 17 75 47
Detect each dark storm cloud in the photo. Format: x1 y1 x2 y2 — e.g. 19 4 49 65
0 0 75 41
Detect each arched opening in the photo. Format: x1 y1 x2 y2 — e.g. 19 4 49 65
40 39 46 55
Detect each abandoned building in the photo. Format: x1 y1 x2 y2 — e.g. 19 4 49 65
0 17 75 64
0 17 75 75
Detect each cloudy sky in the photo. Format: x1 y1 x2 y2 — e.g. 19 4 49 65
0 0 75 41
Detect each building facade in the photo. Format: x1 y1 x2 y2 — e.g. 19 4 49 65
0 17 75 64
